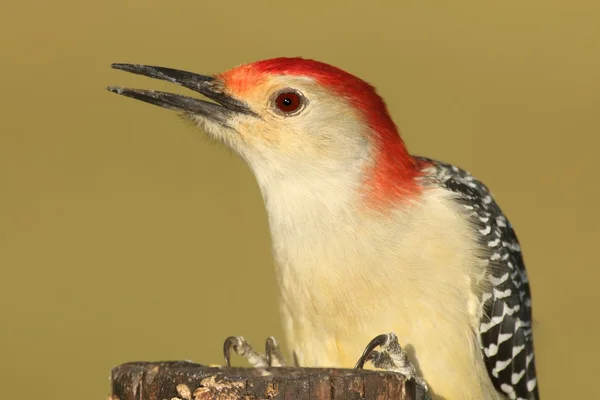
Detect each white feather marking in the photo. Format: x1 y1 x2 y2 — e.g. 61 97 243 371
488 239 500 247
493 287 512 299
500 383 515 396
506 304 520 315
511 370 526 384
509 242 521 251
527 378 537 391
489 272 508 285
498 332 513 344
512 344 525 357
484 343 498 357
494 359 512 374
480 315 503 332
516 319 531 329
526 353 534 367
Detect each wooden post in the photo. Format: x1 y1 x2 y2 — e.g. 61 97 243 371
110 361 429 400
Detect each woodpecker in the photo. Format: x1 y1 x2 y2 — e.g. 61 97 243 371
108 58 539 400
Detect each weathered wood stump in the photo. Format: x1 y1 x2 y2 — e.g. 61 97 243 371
110 361 428 400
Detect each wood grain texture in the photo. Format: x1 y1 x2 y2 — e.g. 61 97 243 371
110 361 428 400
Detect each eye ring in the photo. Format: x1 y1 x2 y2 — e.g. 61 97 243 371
272 89 306 116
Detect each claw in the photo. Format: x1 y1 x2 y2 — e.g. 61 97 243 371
223 336 238 367
354 333 390 369
223 336 267 368
354 332 430 395
265 336 286 367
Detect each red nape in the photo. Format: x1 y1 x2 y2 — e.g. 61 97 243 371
220 57 427 205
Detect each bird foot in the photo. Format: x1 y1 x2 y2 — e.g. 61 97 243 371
223 336 288 368
354 333 430 396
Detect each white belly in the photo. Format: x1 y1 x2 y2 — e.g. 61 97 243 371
268 189 505 399
267 180 502 400
280 291 503 400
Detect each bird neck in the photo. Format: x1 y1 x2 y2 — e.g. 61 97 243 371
247 135 424 236
257 166 367 281
256 161 363 228
362 129 424 208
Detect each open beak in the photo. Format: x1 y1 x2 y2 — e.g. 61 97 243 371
107 64 256 125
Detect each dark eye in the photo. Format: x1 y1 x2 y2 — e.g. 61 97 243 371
275 91 303 114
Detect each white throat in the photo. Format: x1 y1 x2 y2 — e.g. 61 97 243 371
243 145 371 273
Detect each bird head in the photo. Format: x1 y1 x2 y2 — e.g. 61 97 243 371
108 58 422 209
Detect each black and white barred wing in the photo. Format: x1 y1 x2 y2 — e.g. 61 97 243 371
418 157 539 400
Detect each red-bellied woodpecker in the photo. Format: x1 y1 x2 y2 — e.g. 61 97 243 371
108 58 540 400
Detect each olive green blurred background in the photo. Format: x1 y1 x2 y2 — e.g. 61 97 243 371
1 0 598 398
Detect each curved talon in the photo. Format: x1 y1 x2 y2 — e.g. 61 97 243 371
222 335 268 368
354 332 428 394
223 336 242 367
354 333 390 369
265 336 286 367
265 337 275 367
